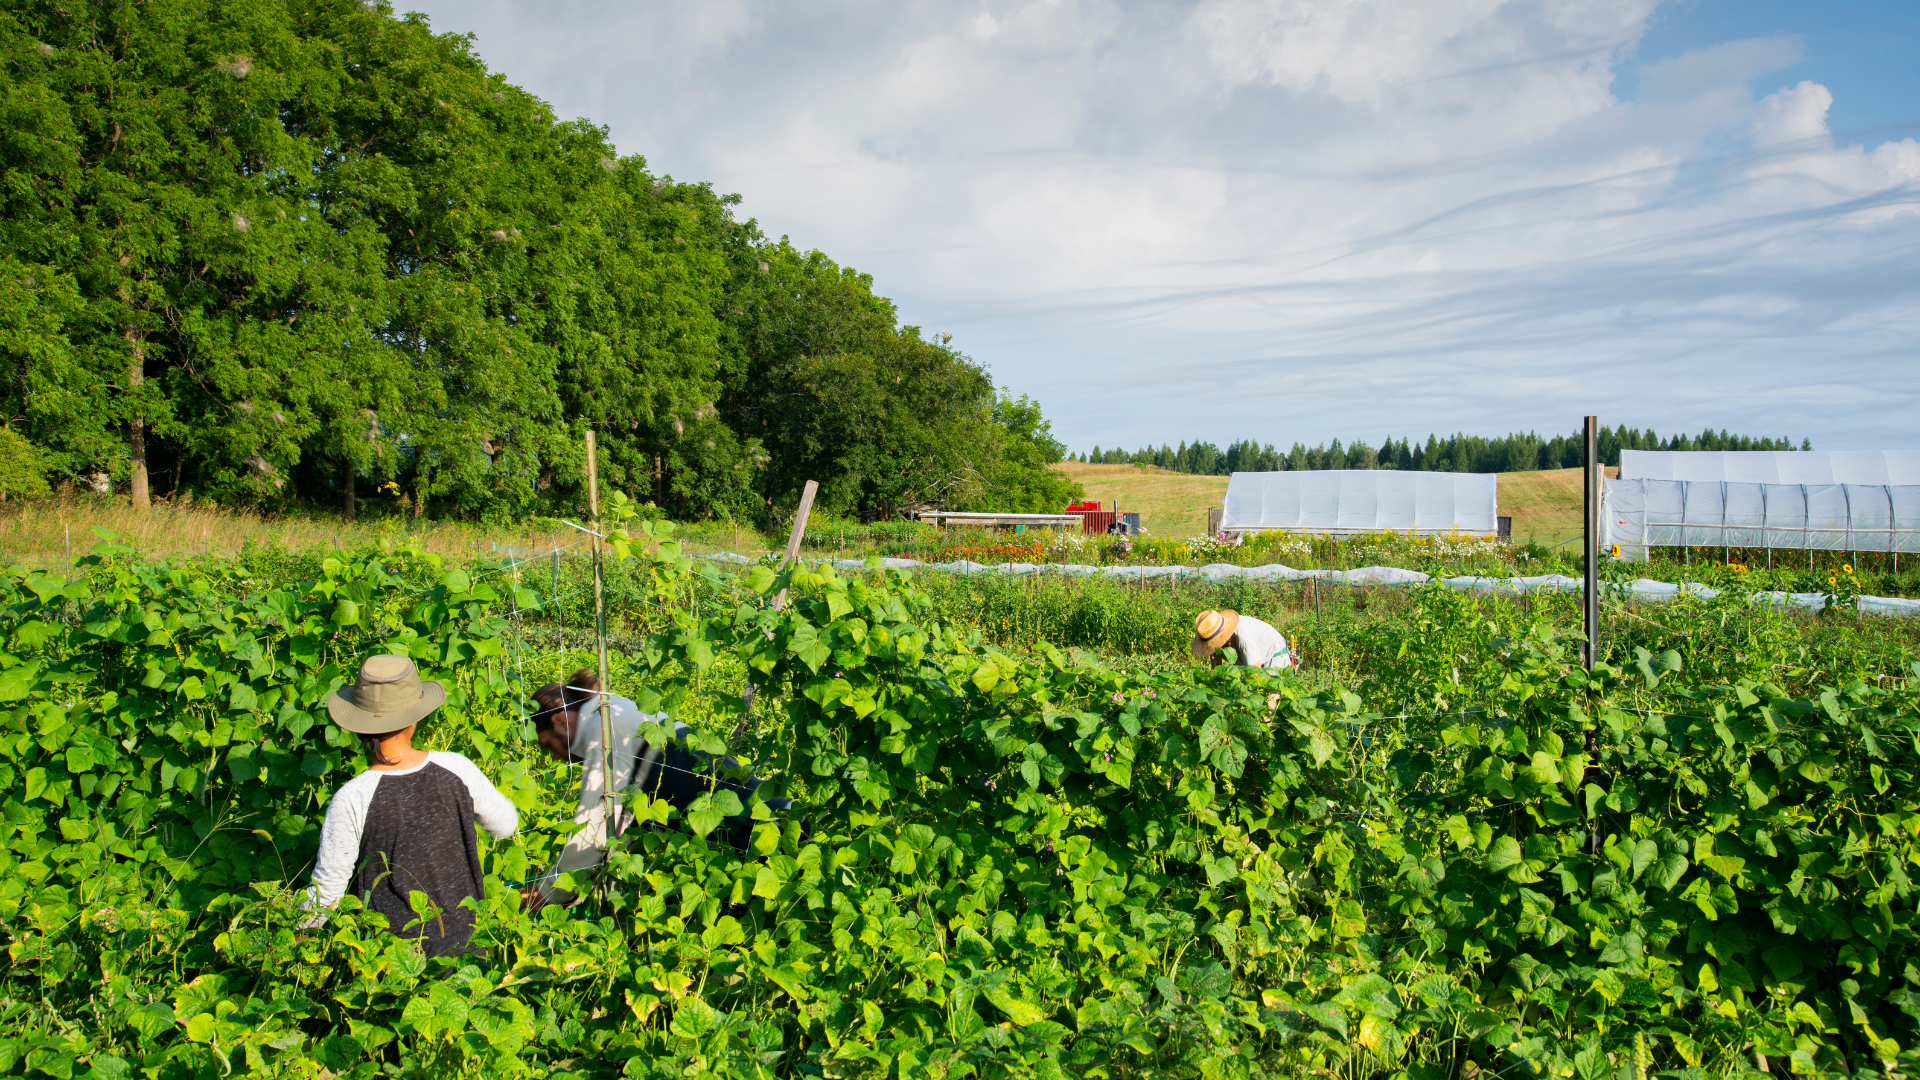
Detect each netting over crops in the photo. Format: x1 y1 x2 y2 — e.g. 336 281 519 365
1604 479 1920 557
1620 449 1920 485
1218 470 1499 536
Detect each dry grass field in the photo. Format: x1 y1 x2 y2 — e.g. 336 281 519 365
0 496 583 573
1053 461 1612 546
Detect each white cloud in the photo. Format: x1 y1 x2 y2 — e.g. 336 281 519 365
404 0 1920 451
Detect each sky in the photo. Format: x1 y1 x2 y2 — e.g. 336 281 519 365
403 0 1920 454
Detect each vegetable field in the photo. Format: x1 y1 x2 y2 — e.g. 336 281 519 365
5 526 1920 1079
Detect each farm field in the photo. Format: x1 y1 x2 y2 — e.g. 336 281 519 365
1053 461 1617 547
6 523 1920 1078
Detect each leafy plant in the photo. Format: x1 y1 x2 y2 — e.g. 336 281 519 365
3 534 1919 1078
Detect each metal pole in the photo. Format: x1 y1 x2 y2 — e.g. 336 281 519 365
584 431 614 828
1583 416 1599 673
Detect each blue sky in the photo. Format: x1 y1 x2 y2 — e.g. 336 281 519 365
1627 0 1920 136
410 0 1920 453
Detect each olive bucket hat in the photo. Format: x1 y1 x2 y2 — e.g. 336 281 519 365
327 654 446 735
1190 609 1240 661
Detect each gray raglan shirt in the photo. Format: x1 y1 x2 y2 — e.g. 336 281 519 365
306 752 518 956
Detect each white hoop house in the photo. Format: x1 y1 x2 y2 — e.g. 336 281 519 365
1619 450 1920 485
1219 470 1498 536
1605 480 1920 559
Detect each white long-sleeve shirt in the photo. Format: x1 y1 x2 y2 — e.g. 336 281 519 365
539 694 677 902
1229 616 1295 669
304 751 518 930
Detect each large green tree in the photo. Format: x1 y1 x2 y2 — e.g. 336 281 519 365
0 0 1074 524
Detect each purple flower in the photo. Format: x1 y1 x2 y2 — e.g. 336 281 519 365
1147 690 1157 699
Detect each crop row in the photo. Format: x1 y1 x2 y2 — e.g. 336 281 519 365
1 528 1918 1078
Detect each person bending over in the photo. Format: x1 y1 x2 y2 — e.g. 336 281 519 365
521 670 671 909
523 669 786 909
306 655 519 957
1191 608 1297 669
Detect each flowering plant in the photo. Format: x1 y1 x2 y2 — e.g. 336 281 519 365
1823 562 1862 615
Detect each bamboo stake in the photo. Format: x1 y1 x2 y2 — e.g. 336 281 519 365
585 431 614 827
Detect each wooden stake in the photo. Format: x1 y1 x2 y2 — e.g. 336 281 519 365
585 431 615 826
773 480 819 611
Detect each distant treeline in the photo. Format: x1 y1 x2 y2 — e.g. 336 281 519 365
1074 427 1811 476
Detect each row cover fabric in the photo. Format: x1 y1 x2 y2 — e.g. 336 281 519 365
694 552 1915 616
1619 450 1920 486
1218 470 1498 535
1604 479 1920 556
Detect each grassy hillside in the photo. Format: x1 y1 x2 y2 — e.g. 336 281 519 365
1052 462 1227 537
1499 466 1620 547
1053 461 1614 547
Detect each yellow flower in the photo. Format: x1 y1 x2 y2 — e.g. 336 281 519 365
1843 563 1854 574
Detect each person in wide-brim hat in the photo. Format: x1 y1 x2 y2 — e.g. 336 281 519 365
304 654 518 958
1191 609 1240 660
326 653 448 734
1191 608 1297 670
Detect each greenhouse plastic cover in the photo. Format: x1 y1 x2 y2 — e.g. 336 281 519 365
1619 450 1920 485
695 552 1917 615
1217 470 1498 535
1604 479 1920 555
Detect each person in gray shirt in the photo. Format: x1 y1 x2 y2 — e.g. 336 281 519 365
304 655 518 957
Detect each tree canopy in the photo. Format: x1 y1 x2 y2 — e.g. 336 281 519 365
0 0 1078 522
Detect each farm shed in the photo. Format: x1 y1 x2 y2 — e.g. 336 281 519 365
1217 470 1499 537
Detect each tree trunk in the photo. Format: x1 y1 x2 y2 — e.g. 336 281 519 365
343 461 356 521
125 324 149 510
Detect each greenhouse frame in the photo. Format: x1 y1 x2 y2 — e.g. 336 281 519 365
1607 451 1920 562
1604 480 1920 561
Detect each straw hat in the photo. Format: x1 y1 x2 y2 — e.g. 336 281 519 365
327 654 446 735
1190 609 1239 660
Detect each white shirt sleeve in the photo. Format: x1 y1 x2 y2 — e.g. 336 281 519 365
302 770 382 923
428 752 521 840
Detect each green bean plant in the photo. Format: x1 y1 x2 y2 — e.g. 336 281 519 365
1 530 1918 1079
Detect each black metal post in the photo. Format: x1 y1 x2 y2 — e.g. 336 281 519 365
1583 416 1599 672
